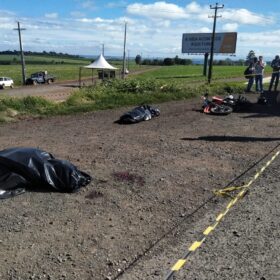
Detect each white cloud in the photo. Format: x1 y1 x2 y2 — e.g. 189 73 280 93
222 23 238 32
222 8 273 25
198 27 211 33
155 20 171 28
45 13 58 19
78 17 114 23
127 2 189 20
70 11 85 18
185 2 203 13
81 1 95 9
106 1 127 8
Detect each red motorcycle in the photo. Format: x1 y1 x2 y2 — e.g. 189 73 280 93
202 93 233 115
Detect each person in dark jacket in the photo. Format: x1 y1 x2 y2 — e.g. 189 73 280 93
268 55 280 92
245 57 257 92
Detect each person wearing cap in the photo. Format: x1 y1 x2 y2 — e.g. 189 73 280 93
268 55 280 92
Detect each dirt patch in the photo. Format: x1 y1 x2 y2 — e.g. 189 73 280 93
0 92 279 280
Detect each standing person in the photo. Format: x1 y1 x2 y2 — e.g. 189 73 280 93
245 57 257 93
268 55 280 92
255 56 266 93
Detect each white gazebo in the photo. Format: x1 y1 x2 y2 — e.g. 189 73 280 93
79 54 118 87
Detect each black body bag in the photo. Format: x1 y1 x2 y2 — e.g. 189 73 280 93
0 147 91 199
118 105 160 124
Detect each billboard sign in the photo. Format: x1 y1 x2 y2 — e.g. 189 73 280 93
182 32 237 54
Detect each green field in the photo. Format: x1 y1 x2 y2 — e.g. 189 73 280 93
0 56 272 122
135 65 273 84
0 55 141 85
0 54 89 64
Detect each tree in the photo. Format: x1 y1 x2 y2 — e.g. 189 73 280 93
174 55 180 64
163 58 174 66
135 54 142 65
246 50 256 65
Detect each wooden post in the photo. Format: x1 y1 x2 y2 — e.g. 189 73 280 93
79 67 82 88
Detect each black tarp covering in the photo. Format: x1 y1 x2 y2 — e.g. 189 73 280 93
118 105 160 124
0 147 91 199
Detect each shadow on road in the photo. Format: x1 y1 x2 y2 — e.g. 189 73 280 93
241 91 280 118
181 135 280 142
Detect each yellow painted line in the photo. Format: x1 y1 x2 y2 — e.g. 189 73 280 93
189 240 205 252
216 213 224 222
223 208 230 216
232 197 238 205
171 259 186 271
260 166 266 173
237 190 246 197
246 179 254 187
203 226 214 236
226 200 234 209
203 222 219 235
165 148 280 279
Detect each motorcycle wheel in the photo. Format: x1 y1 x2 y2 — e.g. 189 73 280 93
210 104 233 115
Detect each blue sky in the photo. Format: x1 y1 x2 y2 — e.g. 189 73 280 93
1 1 279 60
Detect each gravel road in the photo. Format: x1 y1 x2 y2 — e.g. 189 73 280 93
0 91 279 280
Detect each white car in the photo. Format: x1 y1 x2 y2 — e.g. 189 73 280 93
0 77 14 89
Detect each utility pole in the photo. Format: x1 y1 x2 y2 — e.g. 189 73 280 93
14 21 27 85
127 49 130 71
203 52 209 76
122 22 127 79
208 3 224 83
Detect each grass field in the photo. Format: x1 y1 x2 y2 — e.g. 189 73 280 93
0 57 272 122
135 65 273 84
0 54 89 64
0 55 141 85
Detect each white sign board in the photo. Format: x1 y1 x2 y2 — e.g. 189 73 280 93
182 32 237 54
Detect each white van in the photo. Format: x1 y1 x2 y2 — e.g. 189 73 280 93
0 77 14 89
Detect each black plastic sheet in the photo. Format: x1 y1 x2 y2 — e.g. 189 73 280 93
0 147 91 199
118 105 160 124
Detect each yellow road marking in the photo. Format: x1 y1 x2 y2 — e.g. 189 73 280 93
171 259 186 271
189 240 205 251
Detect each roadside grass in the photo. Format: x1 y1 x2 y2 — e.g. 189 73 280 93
0 78 245 122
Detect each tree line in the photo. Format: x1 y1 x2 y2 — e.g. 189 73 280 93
0 50 82 59
135 55 246 66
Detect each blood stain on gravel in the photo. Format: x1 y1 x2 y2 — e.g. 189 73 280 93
112 171 145 186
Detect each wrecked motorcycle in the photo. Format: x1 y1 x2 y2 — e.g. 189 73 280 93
202 94 233 115
215 94 252 111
